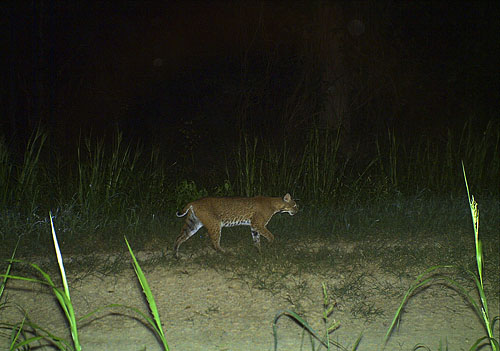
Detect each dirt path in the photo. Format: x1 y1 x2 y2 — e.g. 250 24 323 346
1 251 498 351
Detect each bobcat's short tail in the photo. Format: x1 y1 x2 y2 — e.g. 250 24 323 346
176 206 191 217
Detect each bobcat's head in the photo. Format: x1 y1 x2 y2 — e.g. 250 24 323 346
280 193 298 215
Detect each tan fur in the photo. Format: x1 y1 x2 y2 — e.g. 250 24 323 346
174 193 298 257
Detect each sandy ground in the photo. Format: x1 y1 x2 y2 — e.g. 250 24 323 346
1 248 498 351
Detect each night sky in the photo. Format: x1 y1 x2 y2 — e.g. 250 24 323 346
2 1 499 156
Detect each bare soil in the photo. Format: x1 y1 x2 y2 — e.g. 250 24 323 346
1 244 498 351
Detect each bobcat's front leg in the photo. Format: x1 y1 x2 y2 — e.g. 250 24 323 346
251 229 261 250
250 218 275 249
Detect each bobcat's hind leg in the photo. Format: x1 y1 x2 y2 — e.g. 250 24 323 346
206 224 225 253
174 211 203 257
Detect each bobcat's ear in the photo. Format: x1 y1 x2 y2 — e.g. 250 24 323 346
283 193 291 202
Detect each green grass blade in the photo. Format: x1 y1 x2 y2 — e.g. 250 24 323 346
468 336 493 351
2 260 77 343
385 265 453 343
125 237 169 350
462 162 483 286
22 319 74 350
0 239 20 300
463 164 498 351
11 335 45 351
5 307 75 351
9 316 26 351
272 309 351 351
0 272 53 287
49 213 81 351
351 332 363 351
50 213 70 301
77 303 159 334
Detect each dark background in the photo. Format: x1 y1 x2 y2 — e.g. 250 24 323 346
1 1 499 186
3 3 499 139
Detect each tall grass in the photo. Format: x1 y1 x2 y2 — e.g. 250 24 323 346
233 134 262 197
76 130 141 216
300 126 349 202
0 119 497 256
0 135 12 207
231 126 352 204
0 127 47 212
376 120 499 194
15 128 47 211
0 127 178 256
230 119 498 208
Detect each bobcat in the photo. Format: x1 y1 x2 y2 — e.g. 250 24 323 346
174 193 298 257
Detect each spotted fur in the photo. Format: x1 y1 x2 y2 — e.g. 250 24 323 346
174 193 298 257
